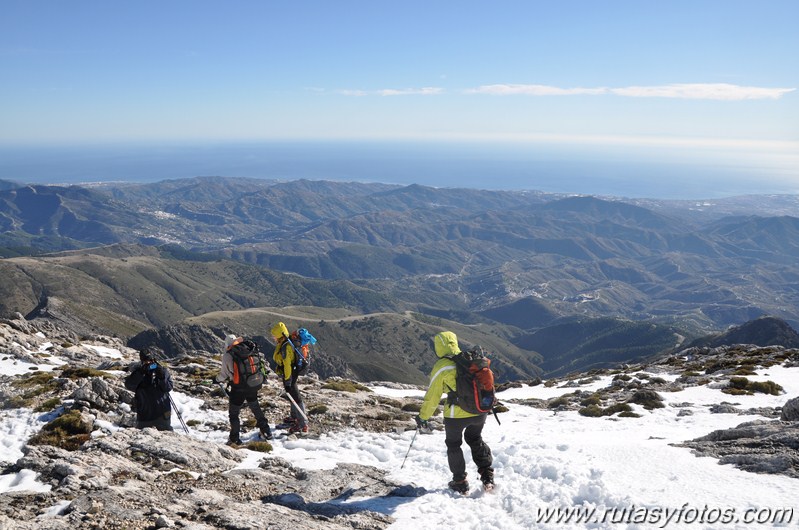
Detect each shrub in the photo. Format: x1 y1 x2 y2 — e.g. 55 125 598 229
321 380 371 393
60 367 110 379
548 396 571 409
579 403 635 417
722 387 751 396
749 380 784 396
603 403 633 415
722 377 782 396
308 404 328 415
578 405 603 417
580 394 601 407
246 441 273 453
401 402 422 412
28 410 92 451
2 395 30 409
12 372 56 389
34 398 61 412
627 390 665 410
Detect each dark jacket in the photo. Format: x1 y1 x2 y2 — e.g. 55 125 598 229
124 362 174 422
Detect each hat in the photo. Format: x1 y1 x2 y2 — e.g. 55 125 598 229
224 334 240 350
139 349 154 362
434 331 461 358
271 322 289 340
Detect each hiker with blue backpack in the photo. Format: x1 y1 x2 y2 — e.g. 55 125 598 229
216 334 273 445
271 322 314 434
416 330 496 494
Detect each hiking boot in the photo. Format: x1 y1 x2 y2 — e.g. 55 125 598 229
226 437 243 447
478 466 495 490
260 427 273 440
448 478 469 495
288 424 308 434
282 416 294 424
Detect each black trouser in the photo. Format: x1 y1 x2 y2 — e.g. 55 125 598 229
284 373 307 428
443 414 493 481
136 411 173 431
228 387 269 439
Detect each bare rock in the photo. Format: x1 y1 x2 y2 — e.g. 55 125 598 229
677 420 799 478
781 396 799 421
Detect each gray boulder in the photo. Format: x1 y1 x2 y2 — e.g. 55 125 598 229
781 396 799 421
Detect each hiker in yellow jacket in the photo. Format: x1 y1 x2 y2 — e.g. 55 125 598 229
417 330 494 494
271 322 308 434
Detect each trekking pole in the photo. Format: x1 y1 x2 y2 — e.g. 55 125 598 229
217 381 229 397
491 407 501 426
146 349 190 434
168 393 190 434
283 389 311 425
400 428 419 469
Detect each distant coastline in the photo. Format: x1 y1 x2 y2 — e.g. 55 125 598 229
0 140 796 200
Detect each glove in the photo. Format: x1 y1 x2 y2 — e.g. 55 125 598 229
414 415 428 430
283 381 292 392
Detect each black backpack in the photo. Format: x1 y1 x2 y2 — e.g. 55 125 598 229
447 347 497 414
230 339 266 389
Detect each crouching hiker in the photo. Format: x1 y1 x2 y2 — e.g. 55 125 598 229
216 334 272 445
415 331 495 494
271 322 308 434
125 348 174 431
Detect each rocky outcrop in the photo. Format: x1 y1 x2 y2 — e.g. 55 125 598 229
127 323 225 359
0 318 428 529
781 396 799 421
678 420 799 478
2 429 414 529
686 315 799 349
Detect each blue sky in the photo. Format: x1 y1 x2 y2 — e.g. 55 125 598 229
1 1 797 195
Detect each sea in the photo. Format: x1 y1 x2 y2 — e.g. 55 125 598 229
1 140 796 200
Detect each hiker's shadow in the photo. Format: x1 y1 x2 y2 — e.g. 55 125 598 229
263 483 427 518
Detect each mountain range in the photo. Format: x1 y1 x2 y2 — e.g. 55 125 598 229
2 177 799 379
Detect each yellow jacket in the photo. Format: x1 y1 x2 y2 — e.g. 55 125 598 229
271 322 296 382
419 331 479 421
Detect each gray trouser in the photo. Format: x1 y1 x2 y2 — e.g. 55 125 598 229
443 414 493 481
229 387 268 438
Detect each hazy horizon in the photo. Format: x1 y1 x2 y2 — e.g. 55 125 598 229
1 139 797 200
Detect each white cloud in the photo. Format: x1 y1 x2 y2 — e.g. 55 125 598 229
339 87 444 96
379 87 444 96
466 84 608 96
466 83 795 101
611 83 795 100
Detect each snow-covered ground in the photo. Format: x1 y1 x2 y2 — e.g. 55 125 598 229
2 352 798 529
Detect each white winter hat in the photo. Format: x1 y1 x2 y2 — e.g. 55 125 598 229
224 334 240 350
